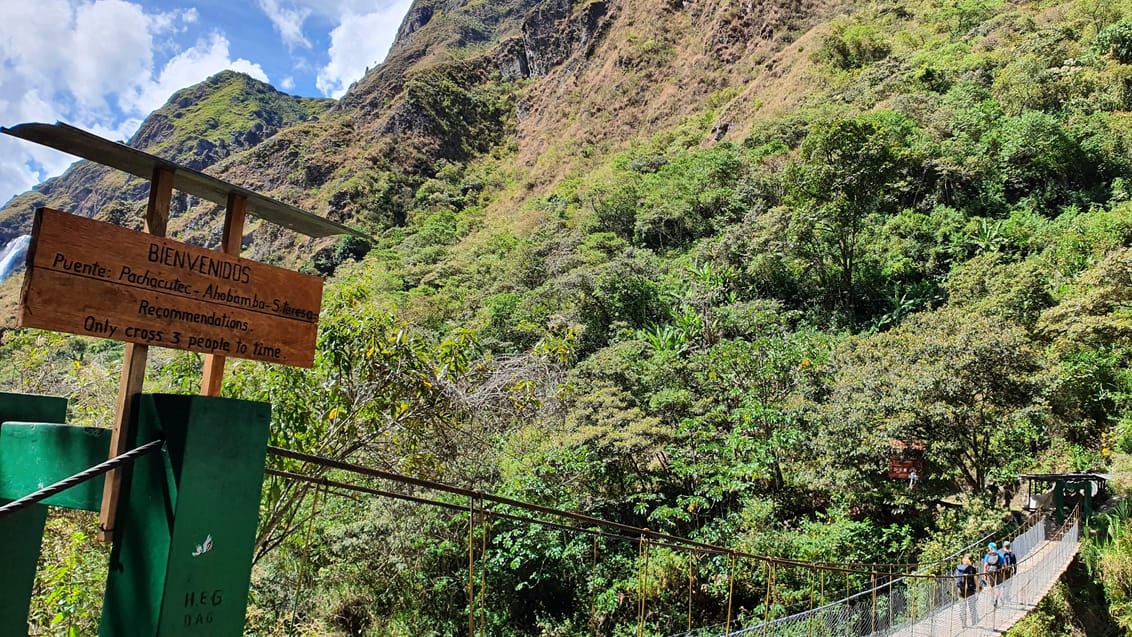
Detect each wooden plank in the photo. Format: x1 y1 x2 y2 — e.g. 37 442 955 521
100 164 173 542
2 122 371 239
146 164 173 235
19 208 322 367
201 192 248 396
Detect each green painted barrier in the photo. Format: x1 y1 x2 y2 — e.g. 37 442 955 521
0 391 271 637
0 422 112 509
101 394 270 637
0 391 68 424
0 391 70 637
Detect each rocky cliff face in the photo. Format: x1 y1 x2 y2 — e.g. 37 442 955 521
0 0 837 264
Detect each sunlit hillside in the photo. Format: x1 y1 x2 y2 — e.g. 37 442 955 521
6 0 1132 634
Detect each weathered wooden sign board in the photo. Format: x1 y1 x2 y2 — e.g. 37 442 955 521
19 208 321 367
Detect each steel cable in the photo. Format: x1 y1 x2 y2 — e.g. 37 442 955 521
267 445 929 577
0 438 164 519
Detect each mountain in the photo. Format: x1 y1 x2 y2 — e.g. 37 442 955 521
0 0 838 264
0 0 841 316
11 0 1132 634
0 71 331 247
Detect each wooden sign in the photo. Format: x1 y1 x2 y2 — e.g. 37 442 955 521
19 208 321 367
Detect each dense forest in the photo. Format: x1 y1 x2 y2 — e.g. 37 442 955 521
8 0 1132 635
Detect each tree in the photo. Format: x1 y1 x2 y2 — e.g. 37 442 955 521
1035 247 1132 444
818 307 1042 493
1036 246 1132 353
562 252 667 354
783 112 927 321
227 303 551 560
945 253 1054 328
989 111 1086 207
681 326 829 494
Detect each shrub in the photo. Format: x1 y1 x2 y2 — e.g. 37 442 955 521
1095 21 1132 64
814 22 892 70
1116 418 1132 454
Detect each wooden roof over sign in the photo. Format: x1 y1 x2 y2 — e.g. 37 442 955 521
1 121 370 240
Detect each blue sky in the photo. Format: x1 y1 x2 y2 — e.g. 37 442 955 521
0 0 412 210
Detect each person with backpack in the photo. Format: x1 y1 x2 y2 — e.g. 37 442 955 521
955 554 979 627
1001 540 1017 576
982 542 1005 607
1000 540 1017 601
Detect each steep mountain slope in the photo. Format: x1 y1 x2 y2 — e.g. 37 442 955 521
0 0 843 264
0 71 331 247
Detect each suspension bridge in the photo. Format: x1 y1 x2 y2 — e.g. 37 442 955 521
1 394 1089 637
694 510 1081 637
264 446 1087 637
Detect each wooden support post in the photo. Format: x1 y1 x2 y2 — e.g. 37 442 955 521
98 165 174 542
200 192 247 396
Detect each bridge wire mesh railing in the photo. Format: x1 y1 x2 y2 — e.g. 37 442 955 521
670 508 1078 637
667 512 1040 637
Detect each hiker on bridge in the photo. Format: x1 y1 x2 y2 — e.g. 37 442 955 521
1000 541 1017 575
999 540 1017 600
982 542 1006 607
955 554 979 628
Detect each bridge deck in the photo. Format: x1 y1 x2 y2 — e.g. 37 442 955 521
889 530 1079 637
684 514 1079 637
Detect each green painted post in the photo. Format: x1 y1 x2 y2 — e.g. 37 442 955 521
0 504 48 633
0 392 69 637
1054 480 1066 525
100 394 270 637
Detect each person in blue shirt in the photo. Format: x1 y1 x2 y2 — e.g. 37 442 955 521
982 542 1006 607
999 540 1017 601
1001 540 1017 576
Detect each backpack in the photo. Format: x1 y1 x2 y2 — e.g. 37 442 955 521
1002 550 1016 571
955 564 977 595
985 551 1001 571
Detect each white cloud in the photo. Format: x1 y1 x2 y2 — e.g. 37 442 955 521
69 1 154 112
316 0 412 98
262 0 408 23
0 0 414 212
0 138 66 208
258 0 311 50
252 0 411 97
0 1 80 98
0 0 270 210
123 32 269 115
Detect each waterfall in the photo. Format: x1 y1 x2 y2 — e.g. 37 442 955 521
0 235 31 283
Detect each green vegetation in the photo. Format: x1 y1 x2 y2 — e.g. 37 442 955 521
29 513 108 637
145 70 333 159
12 0 1132 634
